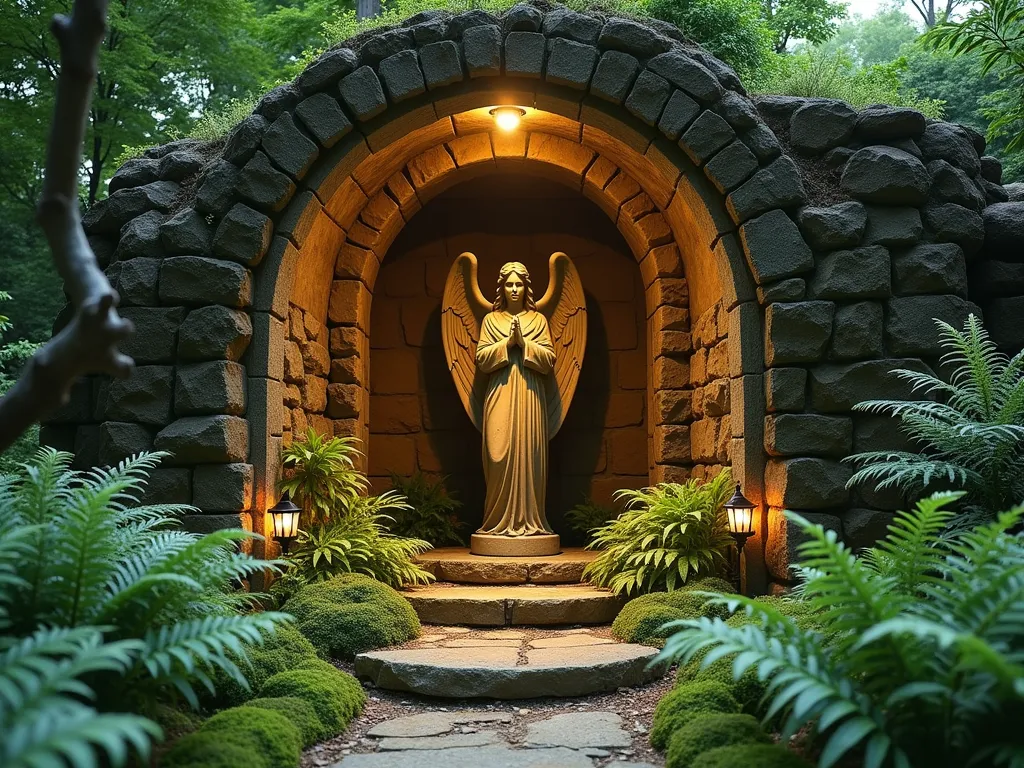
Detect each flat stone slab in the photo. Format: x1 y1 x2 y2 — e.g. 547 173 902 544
525 712 632 749
333 745 596 767
528 635 615 648
367 711 513 738
401 584 625 627
416 547 597 584
441 639 521 648
355 642 665 699
378 732 501 750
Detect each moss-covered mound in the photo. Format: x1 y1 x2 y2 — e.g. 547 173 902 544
260 665 366 736
162 706 303 768
612 577 735 645
650 679 740 750
244 696 328 747
666 713 770 768
283 573 420 658
691 743 811 767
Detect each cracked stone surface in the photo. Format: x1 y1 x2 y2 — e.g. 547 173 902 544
524 712 632 749
366 711 513 738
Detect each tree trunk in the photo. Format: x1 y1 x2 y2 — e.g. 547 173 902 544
357 0 379 21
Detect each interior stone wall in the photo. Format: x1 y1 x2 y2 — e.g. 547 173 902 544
361 173 649 539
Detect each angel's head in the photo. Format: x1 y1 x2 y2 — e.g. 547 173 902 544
493 261 536 312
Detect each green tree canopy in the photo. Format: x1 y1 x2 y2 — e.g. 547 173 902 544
822 7 921 66
763 0 847 53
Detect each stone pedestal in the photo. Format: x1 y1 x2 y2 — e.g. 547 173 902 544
470 533 560 556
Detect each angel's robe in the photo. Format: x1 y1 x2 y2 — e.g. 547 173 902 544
474 310 556 536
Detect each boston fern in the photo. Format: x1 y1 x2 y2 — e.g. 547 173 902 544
846 315 1024 518
0 449 288 767
280 428 367 525
386 471 465 546
584 470 733 595
658 492 1024 768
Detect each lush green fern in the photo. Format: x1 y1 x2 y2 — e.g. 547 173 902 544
584 470 733 595
657 491 1024 768
846 315 1024 519
386 471 465 546
0 448 291 767
564 497 619 544
280 428 367 525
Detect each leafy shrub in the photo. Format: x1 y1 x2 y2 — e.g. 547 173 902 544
585 470 733 595
666 713 770 768
281 429 367 525
564 497 618 544
283 574 420 658
386 472 465 546
162 707 302 768
245 696 328 747
0 449 286 767
692 744 810 767
847 315 1024 520
260 666 366 736
650 679 740 750
658 491 1024 767
288 502 434 588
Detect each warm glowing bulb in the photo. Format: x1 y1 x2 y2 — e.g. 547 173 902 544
491 106 524 132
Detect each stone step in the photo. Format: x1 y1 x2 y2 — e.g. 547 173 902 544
415 547 596 585
355 640 666 699
402 584 625 627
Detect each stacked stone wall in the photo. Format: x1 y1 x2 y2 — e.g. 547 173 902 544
687 300 730 480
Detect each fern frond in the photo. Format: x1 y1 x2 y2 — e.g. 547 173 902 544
2 708 159 768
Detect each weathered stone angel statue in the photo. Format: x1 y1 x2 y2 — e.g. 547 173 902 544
442 253 587 556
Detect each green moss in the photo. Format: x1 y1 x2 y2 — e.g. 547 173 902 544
283 574 420 659
244 696 328 747
612 585 734 645
151 703 204 740
666 713 769 768
163 707 302 768
651 680 740 751
691 743 811 767
680 576 735 595
259 666 366 736
676 650 768 715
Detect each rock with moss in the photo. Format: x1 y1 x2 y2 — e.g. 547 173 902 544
651 679 740 750
162 707 302 768
244 696 328 747
680 576 735 595
692 743 811 767
283 573 420 658
612 581 733 645
667 713 770 767
259 665 366 736
676 653 769 715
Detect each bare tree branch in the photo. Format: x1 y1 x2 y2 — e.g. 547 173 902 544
0 0 134 454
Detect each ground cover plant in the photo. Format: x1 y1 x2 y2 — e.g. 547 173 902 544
0 449 288 768
657 491 1024 768
564 497 619 545
847 315 1024 521
612 576 735 645
387 471 465 546
585 470 733 595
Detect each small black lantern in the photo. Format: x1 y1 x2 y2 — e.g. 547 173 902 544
268 492 301 555
724 483 756 593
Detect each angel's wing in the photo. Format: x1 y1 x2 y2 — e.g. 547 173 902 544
441 252 491 431
537 252 587 437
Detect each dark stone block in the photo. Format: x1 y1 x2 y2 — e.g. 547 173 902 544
119 307 186 364
657 89 700 141
892 243 967 297
108 157 160 195
261 112 319 180
981 178 1009 205
918 121 981 176
295 92 353 148
765 301 835 365
178 306 253 362
980 155 1002 184
112 257 159 307
154 415 248 465
114 210 166 260
463 25 502 77
181 514 246 535
195 160 240 217
545 37 598 90
502 3 543 32
82 181 178 235
987 296 1024 351
886 295 980 356
982 202 1024 260
680 109 735 166
103 365 174 426
159 256 252 308
809 359 931 412
99 422 153 465
591 50 640 105
411 18 448 45
797 201 866 250
715 91 758 131
843 508 895 551
339 66 387 121
704 140 758 194
742 124 782 162
175 361 246 416
727 156 807 222
765 367 807 412
647 52 723 104
235 151 296 213
158 151 203 182
213 203 272 267
855 105 926 141
379 50 427 102
757 278 806 304
297 47 359 95
862 205 922 247
739 209 814 284
841 146 930 205
928 159 986 211
193 463 254 512
809 245 891 300
765 457 850 509
419 40 464 88
448 9 500 39
139 468 191 505
624 69 671 127
824 146 854 168
973 260 1024 298
831 301 884 360
359 28 415 64
765 413 853 457
541 7 601 44
922 203 985 257
160 208 212 256
598 18 673 58
255 84 300 122
790 100 857 153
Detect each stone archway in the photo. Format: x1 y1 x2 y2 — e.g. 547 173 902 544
63 3 1011 593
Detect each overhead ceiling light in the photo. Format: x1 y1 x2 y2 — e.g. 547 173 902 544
490 106 526 132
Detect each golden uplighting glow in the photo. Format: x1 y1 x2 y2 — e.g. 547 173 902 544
724 483 756 535
490 106 526 132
